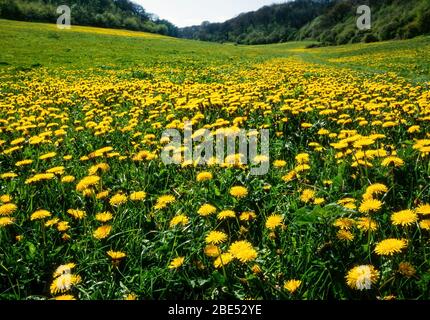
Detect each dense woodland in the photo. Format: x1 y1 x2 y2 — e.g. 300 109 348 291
0 0 429 45
181 0 430 45
0 0 179 36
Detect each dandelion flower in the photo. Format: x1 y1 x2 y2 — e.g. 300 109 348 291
154 195 175 210
67 209 86 220
50 274 81 294
93 225 112 240
265 214 284 230
170 214 189 227
0 203 17 216
76 175 100 192
198 204 217 216
53 263 76 278
283 280 302 294
107 250 126 260
214 253 234 268
228 240 258 263
0 217 15 227
229 186 248 198
333 218 355 230
61 175 75 183
54 295 76 300
95 212 113 222
240 211 256 221
217 210 236 220
381 156 404 167
205 231 228 244
419 219 430 230
0 195 12 203
398 262 416 278
31 209 52 221
110 193 128 206
374 238 407 256
273 160 287 168
391 209 418 227
300 189 315 203
337 230 354 241
356 217 378 231
204 244 220 257
196 172 213 182
346 265 379 290
130 191 146 201
168 256 185 269
57 221 70 232
416 204 430 215
359 199 382 214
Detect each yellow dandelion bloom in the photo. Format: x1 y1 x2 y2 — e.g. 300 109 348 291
107 250 126 260
217 210 236 220
391 209 418 227
170 214 189 227
356 217 378 231
96 190 110 199
295 153 310 164
154 194 175 210
198 204 217 216
416 204 430 215
196 171 213 182
337 230 355 241
0 217 15 227
61 175 75 183
214 253 234 269
0 194 12 203
381 156 404 167
265 214 284 230
76 175 100 192
204 244 220 257
419 219 430 230
333 218 355 230
205 231 228 244
283 279 302 294
57 221 70 232
67 209 86 220
228 240 258 263
346 265 379 290
239 211 256 221
273 160 287 168
53 263 76 278
50 274 81 294
129 191 146 201
168 256 185 269
110 193 128 206
30 209 52 221
0 203 17 216
300 189 315 203
229 186 248 198
54 295 76 300
95 212 113 223
39 152 57 160
359 199 382 214
374 238 408 256
93 225 112 240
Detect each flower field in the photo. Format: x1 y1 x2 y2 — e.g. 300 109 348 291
0 20 429 300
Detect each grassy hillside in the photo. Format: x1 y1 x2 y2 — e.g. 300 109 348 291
0 20 429 300
0 0 178 36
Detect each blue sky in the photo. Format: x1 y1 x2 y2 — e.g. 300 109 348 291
137 0 285 27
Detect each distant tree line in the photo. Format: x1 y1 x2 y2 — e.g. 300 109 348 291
179 0 430 45
0 0 179 36
180 0 330 45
